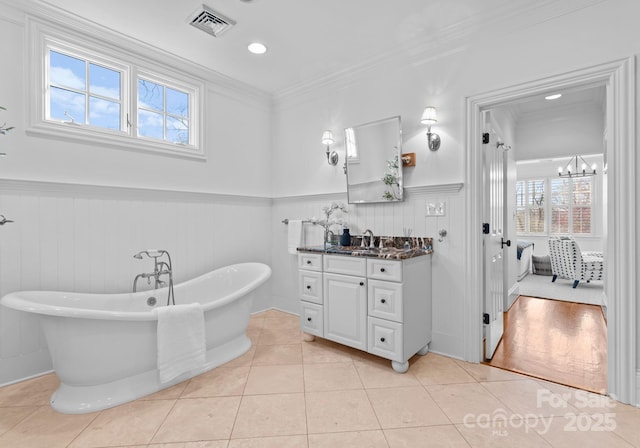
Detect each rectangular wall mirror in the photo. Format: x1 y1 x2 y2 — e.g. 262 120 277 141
344 115 403 204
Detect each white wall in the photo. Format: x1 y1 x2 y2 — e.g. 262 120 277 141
1 0 639 384
0 7 274 384
270 0 640 362
0 8 272 196
516 104 605 161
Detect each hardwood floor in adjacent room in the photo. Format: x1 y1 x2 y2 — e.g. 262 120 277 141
487 295 607 394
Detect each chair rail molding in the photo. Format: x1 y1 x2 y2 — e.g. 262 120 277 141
464 57 636 405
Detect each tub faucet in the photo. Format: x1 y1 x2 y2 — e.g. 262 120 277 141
132 249 175 305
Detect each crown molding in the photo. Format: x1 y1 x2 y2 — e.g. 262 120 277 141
10 0 270 108
273 0 607 104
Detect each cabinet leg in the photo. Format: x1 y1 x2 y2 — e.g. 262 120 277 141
417 343 429 356
302 333 316 342
391 360 409 373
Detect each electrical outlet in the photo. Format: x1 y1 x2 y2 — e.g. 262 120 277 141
426 201 446 216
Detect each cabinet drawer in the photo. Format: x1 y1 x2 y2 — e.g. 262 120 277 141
298 253 322 271
300 302 323 337
368 317 403 362
324 255 366 276
367 259 402 282
299 270 323 304
368 279 403 323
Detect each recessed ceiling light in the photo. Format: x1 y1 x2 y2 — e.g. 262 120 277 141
545 93 562 100
248 42 267 54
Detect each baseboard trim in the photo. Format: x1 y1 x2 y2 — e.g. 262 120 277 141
0 369 54 388
636 370 640 407
507 283 519 310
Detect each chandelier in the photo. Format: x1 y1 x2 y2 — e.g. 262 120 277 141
557 155 597 178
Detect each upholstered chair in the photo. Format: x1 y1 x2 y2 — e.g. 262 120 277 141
548 237 604 288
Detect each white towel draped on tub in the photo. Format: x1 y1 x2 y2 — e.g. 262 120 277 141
287 219 304 255
154 303 206 384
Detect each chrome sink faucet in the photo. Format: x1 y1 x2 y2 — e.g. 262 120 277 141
132 249 175 305
363 229 375 248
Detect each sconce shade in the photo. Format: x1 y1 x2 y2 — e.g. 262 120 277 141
421 107 438 125
321 130 334 146
322 130 338 166
421 107 440 151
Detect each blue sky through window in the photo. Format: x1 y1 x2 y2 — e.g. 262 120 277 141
138 78 189 144
49 50 121 129
47 46 195 150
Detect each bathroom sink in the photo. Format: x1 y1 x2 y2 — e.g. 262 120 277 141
325 246 381 256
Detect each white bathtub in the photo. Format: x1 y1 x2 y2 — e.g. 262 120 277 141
0 262 271 414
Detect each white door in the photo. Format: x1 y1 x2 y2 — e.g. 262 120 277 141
483 114 507 360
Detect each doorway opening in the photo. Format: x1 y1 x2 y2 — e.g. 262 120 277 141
481 87 607 393
464 58 637 405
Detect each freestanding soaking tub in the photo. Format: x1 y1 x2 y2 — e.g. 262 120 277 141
0 262 271 414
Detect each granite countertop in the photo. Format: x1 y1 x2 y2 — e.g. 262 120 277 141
297 236 433 260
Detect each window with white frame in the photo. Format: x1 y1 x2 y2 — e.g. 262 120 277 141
516 176 593 236
137 77 191 145
48 49 124 131
33 27 204 158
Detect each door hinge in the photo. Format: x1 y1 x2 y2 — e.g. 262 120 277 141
483 313 490 325
482 223 490 234
482 133 490 144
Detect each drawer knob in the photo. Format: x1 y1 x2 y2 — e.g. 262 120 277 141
380 337 386 342
380 267 386 272
306 260 312 264
381 298 386 304
359 282 364 286
307 317 312 322
306 285 311 290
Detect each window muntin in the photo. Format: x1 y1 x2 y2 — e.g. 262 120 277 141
36 28 204 159
48 50 122 130
551 178 570 234
571 177 593 234
515 181 526 233
517 176 594 236
137 78 190 145
526 179 546 234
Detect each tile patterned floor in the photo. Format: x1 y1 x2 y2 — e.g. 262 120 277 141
0 309 638 447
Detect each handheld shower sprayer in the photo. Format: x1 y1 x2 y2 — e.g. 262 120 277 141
132 249 175 305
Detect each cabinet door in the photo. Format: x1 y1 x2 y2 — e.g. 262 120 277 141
323 273 367 351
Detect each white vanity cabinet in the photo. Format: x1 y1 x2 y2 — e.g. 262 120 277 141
298 251 432 372
298 253 324 338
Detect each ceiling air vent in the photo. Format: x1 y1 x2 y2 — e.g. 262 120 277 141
189 5 236 37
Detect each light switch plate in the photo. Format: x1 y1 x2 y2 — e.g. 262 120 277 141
426 201 446 216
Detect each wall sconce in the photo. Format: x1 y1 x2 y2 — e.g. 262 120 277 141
322 130 338 166
421 107 441 151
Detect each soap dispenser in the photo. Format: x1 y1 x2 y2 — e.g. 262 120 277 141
339 228 351 246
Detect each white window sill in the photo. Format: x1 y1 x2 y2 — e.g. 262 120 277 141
26 121 206 161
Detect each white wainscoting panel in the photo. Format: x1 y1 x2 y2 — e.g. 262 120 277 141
0 180 273 385
271 183 466 359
